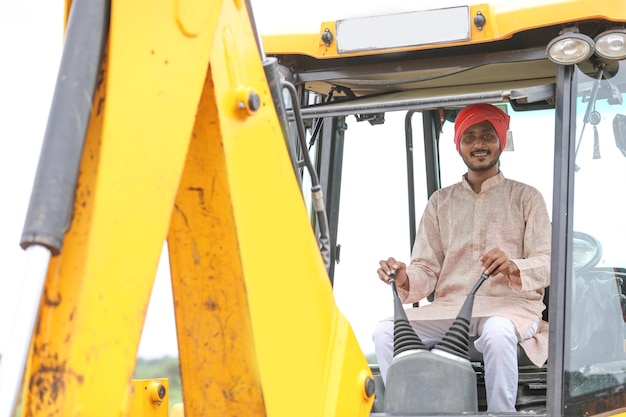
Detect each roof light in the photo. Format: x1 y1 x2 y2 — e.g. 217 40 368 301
546 32 595 65
594 30 626 60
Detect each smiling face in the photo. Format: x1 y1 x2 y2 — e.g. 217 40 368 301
458 120 502 173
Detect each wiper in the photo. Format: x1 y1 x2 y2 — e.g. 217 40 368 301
574 68 604 171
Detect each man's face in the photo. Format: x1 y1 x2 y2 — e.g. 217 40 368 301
458 120 501 172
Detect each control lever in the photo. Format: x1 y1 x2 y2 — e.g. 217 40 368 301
383 272 489 414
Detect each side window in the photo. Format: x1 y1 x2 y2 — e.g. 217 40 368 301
333 111 427 357
563 61 626 416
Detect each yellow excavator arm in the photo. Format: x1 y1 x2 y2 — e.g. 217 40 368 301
4 0 373 415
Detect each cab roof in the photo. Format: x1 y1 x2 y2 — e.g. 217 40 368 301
261 0 626 117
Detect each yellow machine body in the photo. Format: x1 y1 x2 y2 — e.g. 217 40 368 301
263 0 626 59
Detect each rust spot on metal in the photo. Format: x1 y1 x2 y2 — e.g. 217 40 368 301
96 96 105 116
204 298 217 311
191 239 200 265
29 357 65 404
188 186 206 206
28 355 85 408
97 68 105 89
43 290 62 307
174 204 189 227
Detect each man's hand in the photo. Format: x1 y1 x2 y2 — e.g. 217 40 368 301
479 247 520 279
377 257 409 290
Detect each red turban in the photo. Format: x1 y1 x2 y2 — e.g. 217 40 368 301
454 104 510 153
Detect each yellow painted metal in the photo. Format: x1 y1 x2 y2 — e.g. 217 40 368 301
20 0 218 414
167 0 373 416
166 17 267 415
20 0 373 416
587 406 626 417
128 379 169 417
262 0 626 58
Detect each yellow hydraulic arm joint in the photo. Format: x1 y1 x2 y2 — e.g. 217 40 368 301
129 379 169 417
16 0 373 416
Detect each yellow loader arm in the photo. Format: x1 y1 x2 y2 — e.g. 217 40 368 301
8 0 373 415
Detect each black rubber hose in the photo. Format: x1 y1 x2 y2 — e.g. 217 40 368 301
263 57 299 180
20 0 111 255
282 81 331 272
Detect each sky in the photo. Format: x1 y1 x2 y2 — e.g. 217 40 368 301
0 0 536 365
0 0 64 355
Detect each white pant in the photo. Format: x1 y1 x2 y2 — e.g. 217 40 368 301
372 316 539 413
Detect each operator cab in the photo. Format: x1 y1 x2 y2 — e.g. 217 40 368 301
320 68 626 415
265 4 626 414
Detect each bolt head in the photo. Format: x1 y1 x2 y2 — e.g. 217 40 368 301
148 381 167 404
236 87 260 115
473 12 486 30
248 92 261 112
321 28 334 46
364 377 376 397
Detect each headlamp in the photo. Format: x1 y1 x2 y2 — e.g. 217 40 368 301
546 32 595 65
594 30 626 60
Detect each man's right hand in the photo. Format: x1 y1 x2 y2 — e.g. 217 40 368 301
377 257 409 290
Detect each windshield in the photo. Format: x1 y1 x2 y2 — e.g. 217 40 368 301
332 102 557 356
563 60 626 416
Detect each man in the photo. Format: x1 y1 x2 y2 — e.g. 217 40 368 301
373 103 551 412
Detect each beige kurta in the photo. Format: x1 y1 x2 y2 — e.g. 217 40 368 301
397 171 551 367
